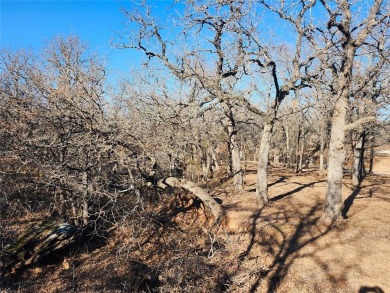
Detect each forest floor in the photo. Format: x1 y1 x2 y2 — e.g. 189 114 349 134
2 163 390 292
212 163 390 292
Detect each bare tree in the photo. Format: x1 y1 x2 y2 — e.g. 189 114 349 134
262 0 390 221
247 5 318 205
118 0 277 190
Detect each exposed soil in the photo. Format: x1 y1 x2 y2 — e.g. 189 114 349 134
2 162 390 292
215 163 390 292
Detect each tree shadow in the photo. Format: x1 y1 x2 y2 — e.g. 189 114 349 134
358 285 384 293
248 176 288 192
342 176 384 219
240 203 345 293
270 180 325 202
239 210 262 260
342 186 362 219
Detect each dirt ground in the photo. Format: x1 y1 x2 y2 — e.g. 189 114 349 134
3 162 390 292
212 162 390 292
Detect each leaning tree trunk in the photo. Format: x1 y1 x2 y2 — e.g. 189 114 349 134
352 131 366 187
157 177 222 221
141 157 223 222
324 95 348 221
256 123 272 206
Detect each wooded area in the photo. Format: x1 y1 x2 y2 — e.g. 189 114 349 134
1 0 389 292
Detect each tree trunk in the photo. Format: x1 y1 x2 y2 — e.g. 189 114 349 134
57 150 65 217
210 146 220 172
295 128 301 173
285 124 291 168
226 117 243 190
273 149 280 165
324 96 348 221
256 123 272 206
298 139 304 173
191 145 198 182
242 146 247 186
158 177 222 221
352 131 366 187
201 147 210 181
253 145 260 161
231 129 243 190
81 171 89 226
319 126 325 173
368 138 375 174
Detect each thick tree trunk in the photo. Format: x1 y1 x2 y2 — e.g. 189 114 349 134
158 177 222 221
324 96 348 221
226 121 243 190
256 123 272 206
352 131 366 187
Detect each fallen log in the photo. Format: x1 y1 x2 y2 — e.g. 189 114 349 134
2 221 77 272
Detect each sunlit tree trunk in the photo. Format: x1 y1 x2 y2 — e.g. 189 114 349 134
256 123 272 205
324 95 348 221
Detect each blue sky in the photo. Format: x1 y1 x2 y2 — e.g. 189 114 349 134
0 0 305 86
0 0 176 80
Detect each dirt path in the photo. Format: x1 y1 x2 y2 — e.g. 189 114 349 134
212 163 390 292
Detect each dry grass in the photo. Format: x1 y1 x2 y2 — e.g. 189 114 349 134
2 162 390 292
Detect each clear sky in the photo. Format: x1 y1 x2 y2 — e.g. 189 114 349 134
0 0 300 85
0 0 175 81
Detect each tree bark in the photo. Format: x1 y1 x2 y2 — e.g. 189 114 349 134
201 147 211 181
158 177 222 221
273 149 280 165
285 123 291 168
319 126 325 173
230 126 243 190
352 131 366 187
256 123 272 205
368 138 375 174
210 146 220 172
324 95 348 221
224 110 243 190
81 171 89 226
298 139 304 173
242 146 247 186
